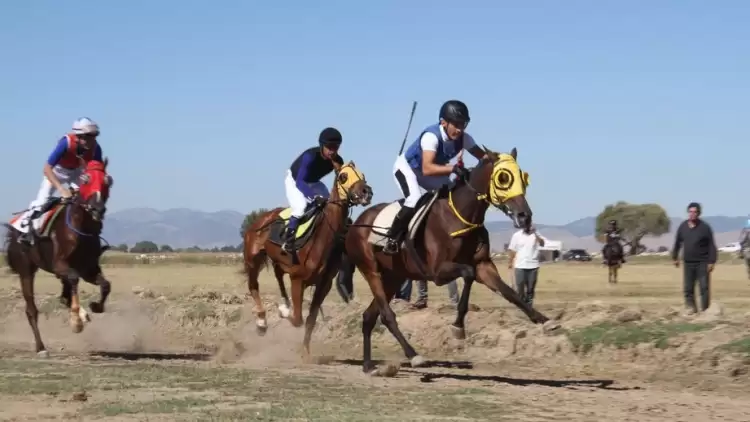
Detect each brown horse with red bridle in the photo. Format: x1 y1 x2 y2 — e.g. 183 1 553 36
242 161 372 356
345 146 560 374
3 159 114 357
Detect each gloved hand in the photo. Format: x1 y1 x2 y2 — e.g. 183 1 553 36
452 163 470 180
312 195 327 207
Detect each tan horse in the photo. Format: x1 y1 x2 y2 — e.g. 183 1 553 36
242 162 372 355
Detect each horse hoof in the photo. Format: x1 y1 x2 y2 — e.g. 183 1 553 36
369 364 399 377
89 301 104 314
542 320 561 333
278 304 291 319
256 320 268 336
450 325 466 340
410 355 426 368
79 308 91 323
37 350 49 359
71 322 84 334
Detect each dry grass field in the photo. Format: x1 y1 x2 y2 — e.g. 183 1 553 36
2 254 750 421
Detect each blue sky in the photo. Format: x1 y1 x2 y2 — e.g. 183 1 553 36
1 1 748 225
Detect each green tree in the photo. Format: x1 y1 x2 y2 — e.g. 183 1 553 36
595 201 670 255
114 243 129 253
130 240 159 253
159 244 174 253
240 208 271 238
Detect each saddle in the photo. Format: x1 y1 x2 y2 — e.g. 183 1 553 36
268 202 326 250
368 185 446 248
10 197 67 239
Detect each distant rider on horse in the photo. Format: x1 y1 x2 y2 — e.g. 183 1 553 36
383 100 488 255
18 117 104 244
282 127 344 252
602 219 626 264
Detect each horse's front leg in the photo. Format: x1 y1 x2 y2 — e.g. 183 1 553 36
58 276 72 308
432 262 476 339
475 260 558 330
82 268 111 313
55 265 86 333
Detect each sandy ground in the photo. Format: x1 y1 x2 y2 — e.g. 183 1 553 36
1 260 750 421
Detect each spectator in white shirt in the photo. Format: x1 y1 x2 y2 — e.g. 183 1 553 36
507 219 546 306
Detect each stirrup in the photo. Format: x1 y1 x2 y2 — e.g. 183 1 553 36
383 237 401 255
282 238 295 252
17 232 33 245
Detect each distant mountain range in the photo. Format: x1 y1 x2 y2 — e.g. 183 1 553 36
1 208 747 250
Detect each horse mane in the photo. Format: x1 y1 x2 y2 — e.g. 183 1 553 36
444 157 493 196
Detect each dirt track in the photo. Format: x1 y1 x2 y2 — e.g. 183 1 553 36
1 261 750 421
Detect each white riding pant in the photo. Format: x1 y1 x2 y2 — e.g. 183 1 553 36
27 166 81 214
392 154 450 208
284 170 329 218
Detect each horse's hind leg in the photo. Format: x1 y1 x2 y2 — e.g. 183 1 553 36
273 263 292 319
365 271 422 371
244 251 269 335
20 272 47 356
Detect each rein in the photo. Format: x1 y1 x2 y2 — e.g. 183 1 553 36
445 161 514 237
63 199 110 248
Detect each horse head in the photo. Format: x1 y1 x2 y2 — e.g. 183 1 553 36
468 146 532 228
334 161 373 207
76 157 113 222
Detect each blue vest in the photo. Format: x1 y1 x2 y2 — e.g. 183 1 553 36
404 124 463 173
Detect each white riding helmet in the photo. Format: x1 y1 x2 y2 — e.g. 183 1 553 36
72 117 100 136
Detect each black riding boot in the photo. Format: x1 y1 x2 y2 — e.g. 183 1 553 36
282 226 296 253
383 206 416 255
17 209 42 245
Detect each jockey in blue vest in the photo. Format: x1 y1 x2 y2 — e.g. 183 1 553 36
282 127 344 252
383 100 487 255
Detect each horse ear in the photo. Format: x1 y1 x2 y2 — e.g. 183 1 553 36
510 147 517 160
103 156 109 169
348 160 355 168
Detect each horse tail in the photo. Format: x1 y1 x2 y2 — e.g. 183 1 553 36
239 250 270 276
2 224 18 275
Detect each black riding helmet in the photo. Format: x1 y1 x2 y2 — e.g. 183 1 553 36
439 100 471 126
319 127 342 148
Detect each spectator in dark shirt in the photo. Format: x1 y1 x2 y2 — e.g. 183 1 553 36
671 202 717 314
